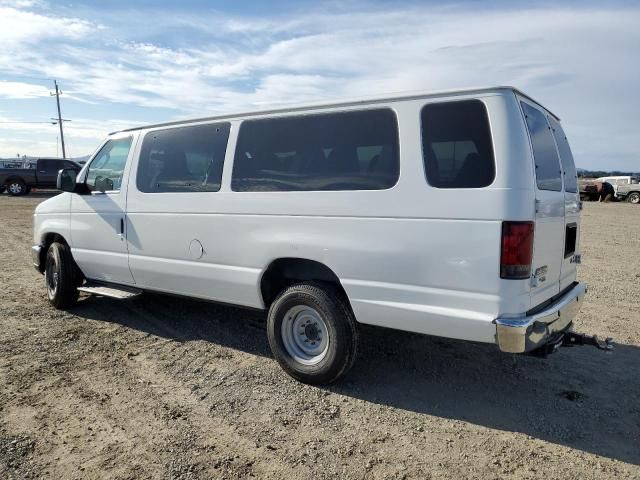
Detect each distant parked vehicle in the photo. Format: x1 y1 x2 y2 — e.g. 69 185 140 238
594 175 637 196
615 179 640 204
0 158 81 196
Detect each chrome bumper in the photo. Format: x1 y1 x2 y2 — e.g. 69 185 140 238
32 245 42 272
495 283 587 353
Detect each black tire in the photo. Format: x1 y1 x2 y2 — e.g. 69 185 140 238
626 192 640 204
267 282 359 385
7 179 27 196
0 185 5 194
45 242 80 309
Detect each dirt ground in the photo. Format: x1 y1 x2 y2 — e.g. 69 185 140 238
0 193 639 480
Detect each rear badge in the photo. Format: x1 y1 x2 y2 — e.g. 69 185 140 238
570 254 582 264
531 265 548 287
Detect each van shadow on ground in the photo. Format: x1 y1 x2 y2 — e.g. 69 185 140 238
72 292 640 466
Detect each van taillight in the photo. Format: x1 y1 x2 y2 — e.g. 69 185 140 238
500 221 534 280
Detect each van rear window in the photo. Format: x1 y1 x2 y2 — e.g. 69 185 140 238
548 117 578 193
421 100 495 189
231 109 399 192
521 102 562 192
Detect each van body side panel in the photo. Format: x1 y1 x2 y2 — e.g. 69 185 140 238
124 93 535 344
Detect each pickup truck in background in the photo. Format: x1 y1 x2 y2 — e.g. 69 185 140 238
616 182 640 204
579 177 640 203
0 158 81 196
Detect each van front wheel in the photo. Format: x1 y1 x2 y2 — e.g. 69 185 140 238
45 242 80 309
267 282 359 385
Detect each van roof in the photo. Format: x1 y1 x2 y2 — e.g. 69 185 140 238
112 85 559 134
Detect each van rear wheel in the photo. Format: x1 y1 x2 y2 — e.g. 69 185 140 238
627 192 640 204
45 242 80 309
267 282 359 385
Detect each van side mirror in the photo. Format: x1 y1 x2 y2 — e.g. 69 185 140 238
57 168 77 193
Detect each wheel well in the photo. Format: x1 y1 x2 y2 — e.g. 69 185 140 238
627 191 640 200
4 176 26 185
260 258 348 308
39 233 69 273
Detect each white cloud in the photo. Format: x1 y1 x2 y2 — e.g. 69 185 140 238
0 81 51 99
0 6 93 45
0 2 638 169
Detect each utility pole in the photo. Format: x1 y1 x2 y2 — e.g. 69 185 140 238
51 80 66 159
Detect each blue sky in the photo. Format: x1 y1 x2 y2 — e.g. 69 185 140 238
0 0 638 170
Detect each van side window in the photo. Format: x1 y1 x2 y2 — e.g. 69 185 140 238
231 109 399 192
85 136 133 192
421 100 495 188
548 117 578 193
137 123 230 193
521 102 562 192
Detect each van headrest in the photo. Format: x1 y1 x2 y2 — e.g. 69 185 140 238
327 146 358 174
456 152 492 187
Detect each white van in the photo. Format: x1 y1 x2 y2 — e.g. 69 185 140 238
32 86 597 384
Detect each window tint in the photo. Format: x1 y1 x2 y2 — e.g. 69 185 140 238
521 102 562 192
86 137 133 192
548 117 577 193
39 160 57 172
137 123 230 193
421 100 495 188
64 161 78 170
231 109 399 192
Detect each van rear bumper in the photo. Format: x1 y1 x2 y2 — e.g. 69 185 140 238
495 282 586 353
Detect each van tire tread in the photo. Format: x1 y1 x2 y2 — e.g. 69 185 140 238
267 281 359 385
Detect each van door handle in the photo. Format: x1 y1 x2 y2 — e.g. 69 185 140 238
119 218 124 236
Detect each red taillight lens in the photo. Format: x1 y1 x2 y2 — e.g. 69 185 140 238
500 221 534 279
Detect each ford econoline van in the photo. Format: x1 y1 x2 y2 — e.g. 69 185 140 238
32 86 595 384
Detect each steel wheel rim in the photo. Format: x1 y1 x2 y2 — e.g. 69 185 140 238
9 183 22 194
630 193 640 204
45 254 58 298
281 305 329 365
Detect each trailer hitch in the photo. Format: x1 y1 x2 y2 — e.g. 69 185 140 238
562 331 614 351
530 331 614 357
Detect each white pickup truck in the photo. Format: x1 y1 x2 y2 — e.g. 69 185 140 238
615 180 640 204
32 86 612 384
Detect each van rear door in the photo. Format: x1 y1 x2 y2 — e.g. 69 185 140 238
548 116 580 291
519 99 565 307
